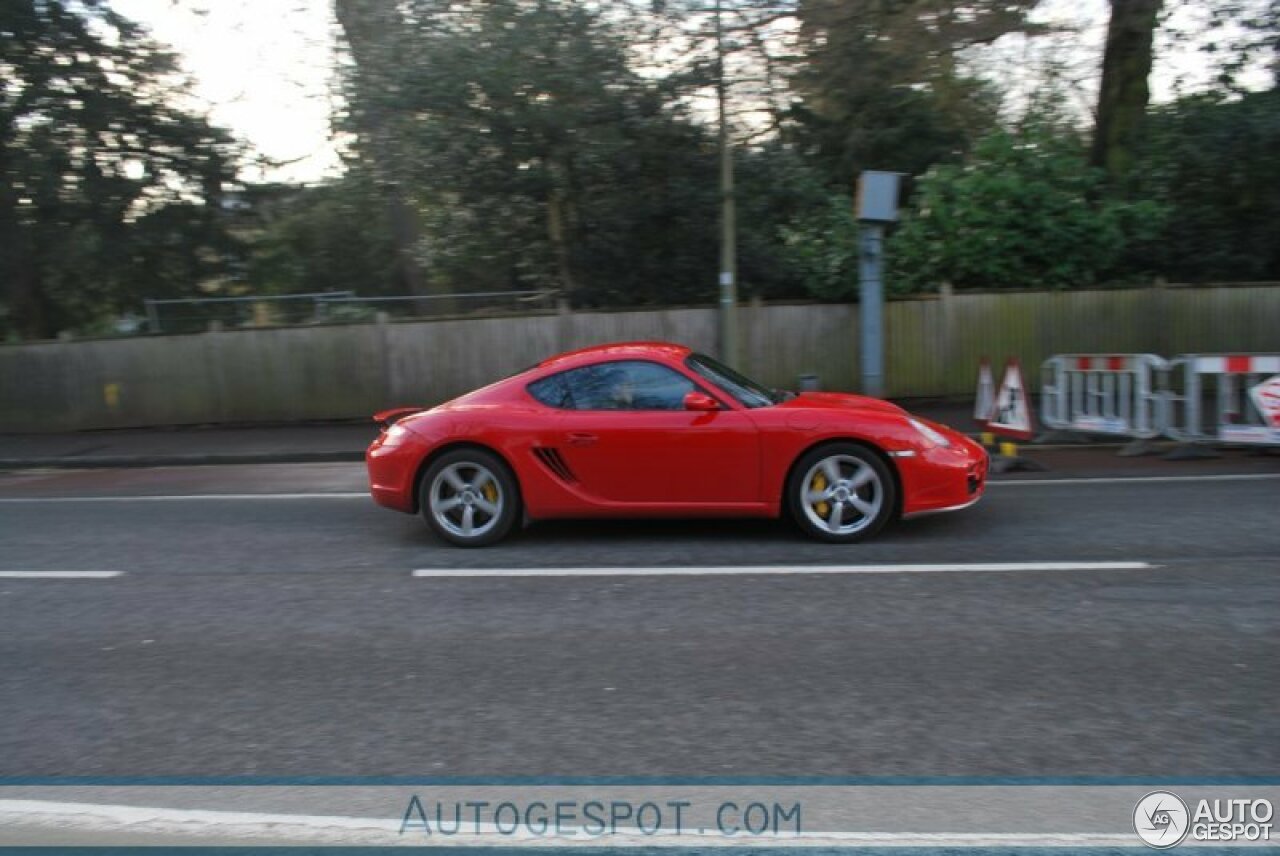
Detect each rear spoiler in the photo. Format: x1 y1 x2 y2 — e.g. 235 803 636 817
373 407 422 428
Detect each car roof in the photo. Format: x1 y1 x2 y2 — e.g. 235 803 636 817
537 341 693 371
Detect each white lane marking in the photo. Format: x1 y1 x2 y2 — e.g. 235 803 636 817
0 571 122 579
0 799 396 844
0 799 1135 847
0 492 368 503
992 473 1280 486
413 562 1157 578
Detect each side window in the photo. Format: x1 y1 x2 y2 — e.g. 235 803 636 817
574 361 695 411
527 373 573 408
527 361 697 411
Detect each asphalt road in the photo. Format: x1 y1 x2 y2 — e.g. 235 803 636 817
0 461 1276 779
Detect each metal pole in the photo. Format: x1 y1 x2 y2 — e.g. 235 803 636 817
715 0 739 368
858 224 885 397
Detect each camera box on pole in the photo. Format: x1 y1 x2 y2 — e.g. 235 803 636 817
855 171 902 399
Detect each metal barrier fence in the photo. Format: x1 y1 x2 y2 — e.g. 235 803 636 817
1040 354 1168 439
312 290 558 322
1165 354 1280 446
144 292 356 334
142 290 557 334
1040 352 1280 447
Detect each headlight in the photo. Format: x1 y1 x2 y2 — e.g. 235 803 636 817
908 417 952 448
381 423 411 446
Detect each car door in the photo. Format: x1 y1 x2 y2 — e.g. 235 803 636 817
544 360 761 505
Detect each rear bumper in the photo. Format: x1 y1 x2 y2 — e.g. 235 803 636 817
366 432 425 514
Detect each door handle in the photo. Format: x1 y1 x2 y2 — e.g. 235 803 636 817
566 432 598 447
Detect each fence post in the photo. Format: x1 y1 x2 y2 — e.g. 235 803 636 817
939 281 956 392
144 299 160 335
1151 277 1169 356
745 295 764 382
375 311 393 408
556 298 573 354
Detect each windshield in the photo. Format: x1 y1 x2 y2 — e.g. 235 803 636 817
686 353 782 408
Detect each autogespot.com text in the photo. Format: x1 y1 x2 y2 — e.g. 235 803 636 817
399 795 802 839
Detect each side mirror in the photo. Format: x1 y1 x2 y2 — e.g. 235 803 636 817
683 391 720 412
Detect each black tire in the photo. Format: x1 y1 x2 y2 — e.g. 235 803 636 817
786 442 896 543
419 448 521 547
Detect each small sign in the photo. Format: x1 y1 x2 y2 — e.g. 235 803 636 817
1248 374 1280 428
987 360 1035 440
973 359 994 426
1070 415 1129 435
1220 425 1280 445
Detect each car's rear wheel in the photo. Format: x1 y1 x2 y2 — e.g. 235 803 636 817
421 448 520 547
787 443 895 543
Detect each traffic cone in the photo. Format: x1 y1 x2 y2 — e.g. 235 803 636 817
990 439 1046 474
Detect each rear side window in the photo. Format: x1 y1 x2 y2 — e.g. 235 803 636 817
527 361 696 411
527 373 573 408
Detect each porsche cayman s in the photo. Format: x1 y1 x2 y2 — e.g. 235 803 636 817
366 342 987 546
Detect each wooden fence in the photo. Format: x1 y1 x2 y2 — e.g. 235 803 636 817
2 283 1276 431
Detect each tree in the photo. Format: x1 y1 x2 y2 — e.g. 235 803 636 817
889 114 1163 292
333 0 722 306
333 0 431 298
244 173 401 298
0 0 240 339
1094 0 1279 280
736 142 859 300
1124 87 1280 280
1091 0 1163 183
788 0 1045 185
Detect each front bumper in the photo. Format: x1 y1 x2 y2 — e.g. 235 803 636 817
897 429 988 518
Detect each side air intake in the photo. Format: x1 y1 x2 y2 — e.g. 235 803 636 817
532 447 578 483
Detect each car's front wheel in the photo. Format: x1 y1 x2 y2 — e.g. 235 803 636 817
420 448 520 547
787 443 895 543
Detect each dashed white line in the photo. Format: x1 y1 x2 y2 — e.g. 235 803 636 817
412 561 1157 579
0 571 122 579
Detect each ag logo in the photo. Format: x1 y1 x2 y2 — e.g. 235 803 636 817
1134 791 1190 848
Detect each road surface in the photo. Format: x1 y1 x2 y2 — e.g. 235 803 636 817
0 460 1276 778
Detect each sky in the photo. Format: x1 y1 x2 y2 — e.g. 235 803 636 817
111 0 343 184
109 0 1253 185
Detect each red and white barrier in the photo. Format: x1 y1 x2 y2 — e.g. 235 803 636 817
1040 354 1168 439
1166 354 1280 446
1188 355 1280 375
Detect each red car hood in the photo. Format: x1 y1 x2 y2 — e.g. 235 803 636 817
777 392 907 416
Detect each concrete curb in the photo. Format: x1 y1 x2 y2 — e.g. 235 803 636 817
0 451 365 470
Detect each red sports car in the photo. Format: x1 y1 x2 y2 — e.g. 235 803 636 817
366 342 987 547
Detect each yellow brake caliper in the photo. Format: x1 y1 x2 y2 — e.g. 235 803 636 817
811 472 829 518
482 480 499 504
